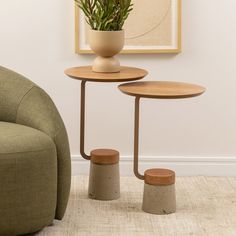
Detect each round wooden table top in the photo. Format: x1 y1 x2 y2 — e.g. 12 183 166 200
65 66 148 83
90 149 119 165
144 168 175 186
118 81 206 99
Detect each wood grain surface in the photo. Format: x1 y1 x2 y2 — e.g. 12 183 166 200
65 66 148 82
119 81 205 99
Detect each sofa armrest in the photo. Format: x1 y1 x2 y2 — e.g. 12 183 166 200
16 86 71 220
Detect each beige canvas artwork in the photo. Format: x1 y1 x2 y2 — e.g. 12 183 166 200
75 0 181 54
124 0 172 46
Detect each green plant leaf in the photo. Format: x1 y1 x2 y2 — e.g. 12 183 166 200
75 0 133 30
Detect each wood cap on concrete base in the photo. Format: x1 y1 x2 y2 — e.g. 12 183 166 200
144 168 175 186
90 149 119 165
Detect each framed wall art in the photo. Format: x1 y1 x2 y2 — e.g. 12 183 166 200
75 0 181 54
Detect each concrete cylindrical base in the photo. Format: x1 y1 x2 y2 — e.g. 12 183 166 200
142 168 176 215
142 183 176 215
88 149 120 200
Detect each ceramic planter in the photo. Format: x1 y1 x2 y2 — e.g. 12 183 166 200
88 29 124 73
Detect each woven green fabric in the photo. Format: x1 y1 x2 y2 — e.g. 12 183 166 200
0 66 71 235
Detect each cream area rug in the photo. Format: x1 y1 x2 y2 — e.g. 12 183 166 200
37 176 236 236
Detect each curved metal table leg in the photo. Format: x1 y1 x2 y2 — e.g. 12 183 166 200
80 80 91 160
134 96 144 180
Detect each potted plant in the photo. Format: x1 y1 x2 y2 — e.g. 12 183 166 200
75 0 133 73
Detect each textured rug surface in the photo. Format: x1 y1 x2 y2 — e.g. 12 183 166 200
36 176 236 236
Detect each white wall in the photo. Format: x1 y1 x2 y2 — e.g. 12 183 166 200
1 0 236 175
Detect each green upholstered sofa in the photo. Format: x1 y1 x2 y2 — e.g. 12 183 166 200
0 66 71 235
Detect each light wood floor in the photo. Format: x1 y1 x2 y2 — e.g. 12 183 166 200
37 176 236 236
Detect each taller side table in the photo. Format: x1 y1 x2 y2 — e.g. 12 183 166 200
119 81 205 214
65 66 148 200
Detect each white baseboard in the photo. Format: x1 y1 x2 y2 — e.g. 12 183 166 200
71 155 236 177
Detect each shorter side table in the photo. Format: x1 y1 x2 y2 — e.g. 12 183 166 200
119 81 205 214
65 66 148 200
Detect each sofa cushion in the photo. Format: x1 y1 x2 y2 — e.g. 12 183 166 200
0 121 55 155
0 122 57 235
0 66 35 123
